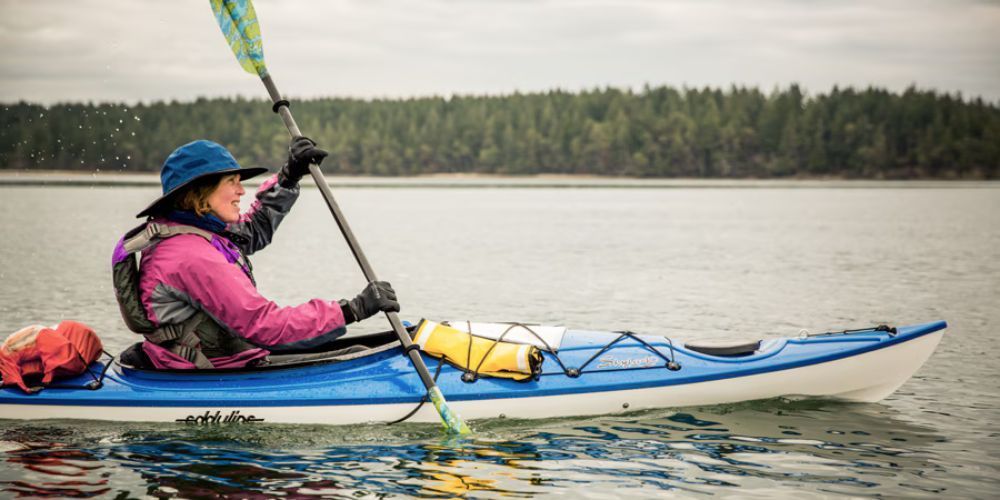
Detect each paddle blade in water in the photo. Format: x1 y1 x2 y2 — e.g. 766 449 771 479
210 0 268 77
428 386 471 435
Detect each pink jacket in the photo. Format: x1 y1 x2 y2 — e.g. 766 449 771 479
138 175 347 369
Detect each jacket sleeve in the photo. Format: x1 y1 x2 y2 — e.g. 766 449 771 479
225 174 299 256
164 239 348 352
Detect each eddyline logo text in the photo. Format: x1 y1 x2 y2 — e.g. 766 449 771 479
175 410 264 424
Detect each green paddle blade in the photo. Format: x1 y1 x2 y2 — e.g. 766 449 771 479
210 0 268 77
428 386 472 435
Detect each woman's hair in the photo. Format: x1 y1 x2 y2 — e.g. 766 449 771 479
174 175 224 216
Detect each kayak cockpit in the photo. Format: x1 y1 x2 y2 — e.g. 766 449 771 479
116 328 405 374
683 339 761 357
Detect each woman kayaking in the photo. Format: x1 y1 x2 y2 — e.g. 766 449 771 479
111 137 399 370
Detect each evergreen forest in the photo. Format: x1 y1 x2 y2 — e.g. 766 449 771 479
2 85 998 178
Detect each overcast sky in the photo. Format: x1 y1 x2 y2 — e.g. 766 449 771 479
1 0 998 105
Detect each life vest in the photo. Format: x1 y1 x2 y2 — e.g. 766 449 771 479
112 222 258 369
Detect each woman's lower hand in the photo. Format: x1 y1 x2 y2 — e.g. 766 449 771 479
340 281 400 323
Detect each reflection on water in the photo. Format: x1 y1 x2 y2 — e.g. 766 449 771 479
0 400 966 498
1 438 111 498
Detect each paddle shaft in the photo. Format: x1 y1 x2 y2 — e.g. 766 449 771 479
261 74 438 391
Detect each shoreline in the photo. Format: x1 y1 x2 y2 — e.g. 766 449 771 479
0 170 996 189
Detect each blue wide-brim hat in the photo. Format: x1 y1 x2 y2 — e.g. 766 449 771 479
136 140 269 218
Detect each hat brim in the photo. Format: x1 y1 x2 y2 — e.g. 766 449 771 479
136 166 270 218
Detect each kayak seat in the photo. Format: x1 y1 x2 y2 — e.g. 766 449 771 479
684 339 762 357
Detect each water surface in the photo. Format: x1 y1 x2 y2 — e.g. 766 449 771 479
0 181 997 497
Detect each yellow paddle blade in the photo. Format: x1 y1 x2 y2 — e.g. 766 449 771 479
209 0 268 77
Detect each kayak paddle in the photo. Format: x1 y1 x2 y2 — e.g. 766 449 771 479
208 0 470 435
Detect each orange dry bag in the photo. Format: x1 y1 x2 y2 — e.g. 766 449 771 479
0 321 103 393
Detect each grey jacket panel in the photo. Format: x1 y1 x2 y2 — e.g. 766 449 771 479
148 282 199 325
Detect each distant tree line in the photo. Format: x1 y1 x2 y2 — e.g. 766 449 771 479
2 85 998 178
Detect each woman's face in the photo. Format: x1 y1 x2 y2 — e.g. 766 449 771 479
206 174 245 223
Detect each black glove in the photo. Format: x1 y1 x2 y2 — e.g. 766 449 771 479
279 136 329 188
339 281 400 324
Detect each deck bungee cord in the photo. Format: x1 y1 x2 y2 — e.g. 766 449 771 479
797 324 898 338
438 321 682 382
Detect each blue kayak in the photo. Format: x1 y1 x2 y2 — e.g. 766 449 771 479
0 320 946 425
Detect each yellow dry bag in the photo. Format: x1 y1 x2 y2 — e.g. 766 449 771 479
413 320 543 381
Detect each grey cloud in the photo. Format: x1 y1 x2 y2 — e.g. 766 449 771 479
0 0 997 104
